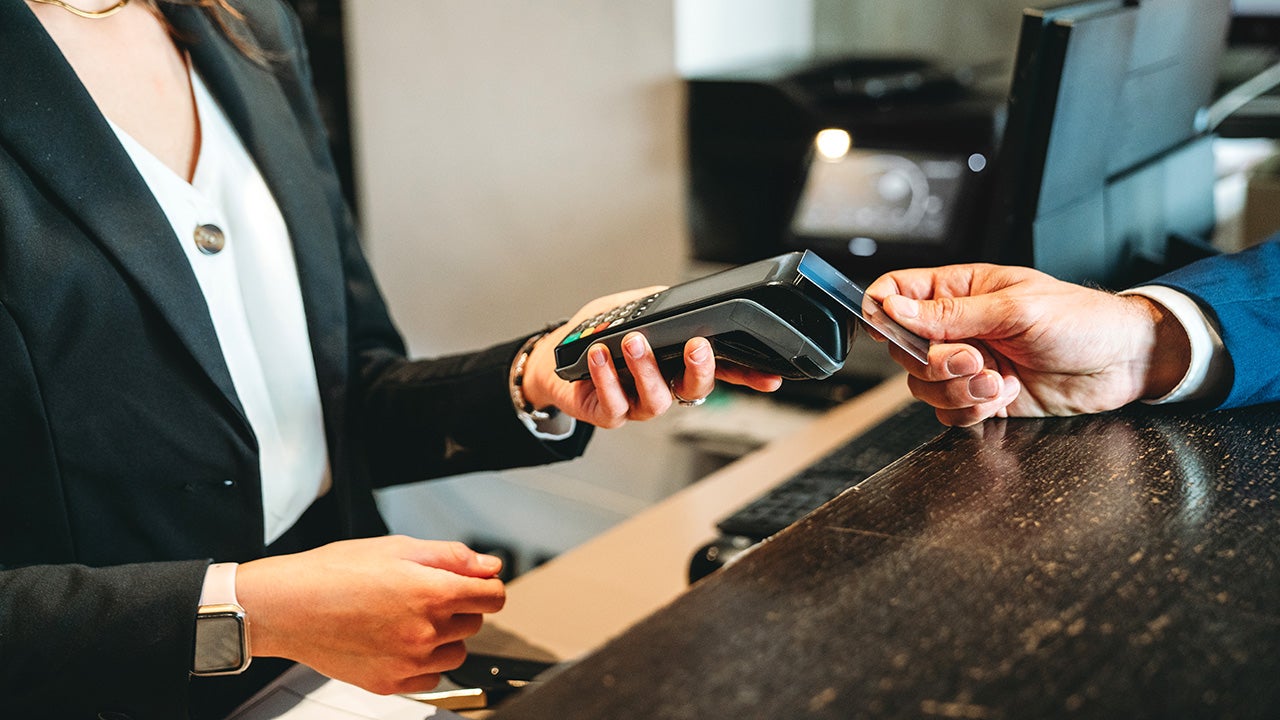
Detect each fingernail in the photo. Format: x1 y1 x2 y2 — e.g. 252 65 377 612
623 334 646 359
589 344 608 367
888 295 919 319
689 341 711 364
969 372 999 399
1002 375 1021 400
478 554 502 574
946 350 979 377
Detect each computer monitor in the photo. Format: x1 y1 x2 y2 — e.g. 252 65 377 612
981 0 1231 288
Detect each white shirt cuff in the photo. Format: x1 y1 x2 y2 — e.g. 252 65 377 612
1120 285 1226 404
519 408 577 441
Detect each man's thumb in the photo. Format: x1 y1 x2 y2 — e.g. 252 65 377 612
882 293 1003 342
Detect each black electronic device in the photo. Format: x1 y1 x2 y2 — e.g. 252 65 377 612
553 251 928 384
685 55 1007 282
445 653 556 695
785 144 993 278
688 535 759 585
408 653 558 710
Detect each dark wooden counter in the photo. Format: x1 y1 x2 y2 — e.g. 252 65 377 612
490 403 1280 719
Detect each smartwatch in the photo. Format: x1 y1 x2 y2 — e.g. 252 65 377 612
192 562 252 677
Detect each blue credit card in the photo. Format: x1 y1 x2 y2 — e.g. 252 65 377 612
797 252 930 364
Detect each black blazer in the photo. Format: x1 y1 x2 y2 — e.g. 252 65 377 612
0 1 590 716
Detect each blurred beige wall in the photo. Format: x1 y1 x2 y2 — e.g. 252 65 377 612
346 1 686 357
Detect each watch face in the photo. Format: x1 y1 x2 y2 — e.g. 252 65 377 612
194 610 248 675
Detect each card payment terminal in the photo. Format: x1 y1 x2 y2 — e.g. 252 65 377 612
553 251 928 382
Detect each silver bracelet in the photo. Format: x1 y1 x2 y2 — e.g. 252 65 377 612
509 324 563 422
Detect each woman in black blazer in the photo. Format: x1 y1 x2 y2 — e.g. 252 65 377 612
0 0 780 716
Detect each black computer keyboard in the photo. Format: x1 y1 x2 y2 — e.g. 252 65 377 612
714 400 943 541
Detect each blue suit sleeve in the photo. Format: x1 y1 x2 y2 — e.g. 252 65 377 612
1148 238 1280 409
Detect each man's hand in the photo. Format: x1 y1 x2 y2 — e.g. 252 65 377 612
236 536 505 695
866 264 1191 426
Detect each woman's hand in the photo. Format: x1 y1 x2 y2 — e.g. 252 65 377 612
520 287 783 429
236 536 505 695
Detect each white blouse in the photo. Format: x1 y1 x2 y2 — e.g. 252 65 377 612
107 68 329 545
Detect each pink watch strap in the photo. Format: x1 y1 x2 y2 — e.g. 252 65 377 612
199 562 240 607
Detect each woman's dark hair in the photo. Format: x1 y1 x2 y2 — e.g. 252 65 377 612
154 0 273 65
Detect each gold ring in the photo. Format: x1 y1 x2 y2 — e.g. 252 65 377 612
670 379 706 407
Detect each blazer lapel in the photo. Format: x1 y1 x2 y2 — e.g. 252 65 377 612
164 2 350 424
0 2 250 429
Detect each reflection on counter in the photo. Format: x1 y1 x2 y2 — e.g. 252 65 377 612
492 402 1280 719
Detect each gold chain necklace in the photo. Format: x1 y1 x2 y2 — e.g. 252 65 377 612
26 0 129 19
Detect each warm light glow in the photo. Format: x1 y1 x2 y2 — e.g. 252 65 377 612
814 128 852 161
